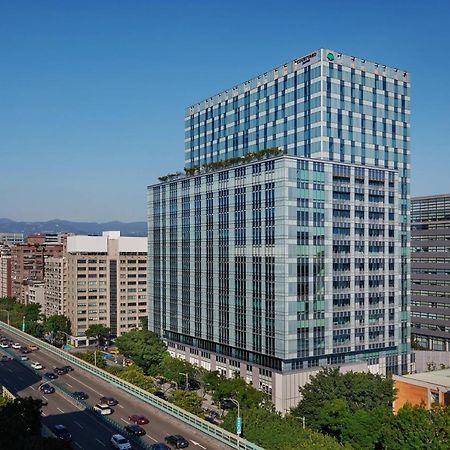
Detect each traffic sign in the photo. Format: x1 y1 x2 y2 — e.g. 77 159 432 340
236 416 242 435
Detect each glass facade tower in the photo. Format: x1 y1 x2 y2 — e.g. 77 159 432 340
148 48 411 411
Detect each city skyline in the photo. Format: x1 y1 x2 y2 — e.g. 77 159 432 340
1 0 449 222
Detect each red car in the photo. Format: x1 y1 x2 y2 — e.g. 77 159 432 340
128 415 149 425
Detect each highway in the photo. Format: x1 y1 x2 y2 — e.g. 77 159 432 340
0 327 230 450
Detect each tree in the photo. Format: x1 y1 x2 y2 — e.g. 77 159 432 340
291 368 395 430
115 329 167 375
73 351 107 369
110 365 156 393
169 390 204 417
158 355 198 388
44 315 70 342
85 324 110 347
221 407 348 450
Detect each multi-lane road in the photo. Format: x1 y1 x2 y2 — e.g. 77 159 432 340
0 327 229 450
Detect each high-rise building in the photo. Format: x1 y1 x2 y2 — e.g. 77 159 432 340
44 256 67 317
411 194 450 351
26 282 45 309
11 242 63 303
148 48 411 411
64 232 148 346
0 246 12 298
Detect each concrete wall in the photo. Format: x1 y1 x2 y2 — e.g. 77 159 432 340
413 350 450 373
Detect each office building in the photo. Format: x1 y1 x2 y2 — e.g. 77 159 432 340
26 282 45 309
65 232 148 346
411 194 450 351
11 242 63 303
0 233 24 246
148 48 411 411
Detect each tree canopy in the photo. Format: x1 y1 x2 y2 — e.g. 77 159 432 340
291 368 395 429
43 315 70 340
85 324 110 346
114 329 167 374
169 390 204 416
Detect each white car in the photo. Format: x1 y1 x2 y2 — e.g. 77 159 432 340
31 362 43 370
110 434 132 450
0 342 9 348
20 355 28 361
12 343 21 349
94 403 113 415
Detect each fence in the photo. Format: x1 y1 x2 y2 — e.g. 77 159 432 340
0 321 264 450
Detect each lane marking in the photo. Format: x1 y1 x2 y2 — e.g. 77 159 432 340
67 374 103 396
120 418 128 424
118 404 124 409
145 434 158 443
191 441 207 449
41 412 46 416
66 383 73 387
57 407 64 413
42 396 48 401
74 421 83 429
30 386 35 391
95 438 106 447
74 442 83 449
18 376 24 381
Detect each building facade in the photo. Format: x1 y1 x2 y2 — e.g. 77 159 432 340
0 246 12 298
11 242 63 303
411 194 450 351
0 233 24 246
26 282 45 309
148 48 411 411
44 256 67 317
65 232 148 346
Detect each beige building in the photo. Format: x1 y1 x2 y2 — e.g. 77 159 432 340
0 246 12 298
26 282 45 308
44 256 66 317
65 231 148 346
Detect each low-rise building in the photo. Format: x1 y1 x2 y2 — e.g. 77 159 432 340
393 369 450 413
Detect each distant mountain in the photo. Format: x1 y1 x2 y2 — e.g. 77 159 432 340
0 218 147 237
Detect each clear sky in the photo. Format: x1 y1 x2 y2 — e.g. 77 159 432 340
1 0 449 222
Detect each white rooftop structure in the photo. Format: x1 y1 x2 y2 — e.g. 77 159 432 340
67 232 147 254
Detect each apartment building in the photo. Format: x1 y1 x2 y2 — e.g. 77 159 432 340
11 242 63 303
44 256 66 317
0 246 12 298
148 48 411 411
411 194 450 351
65 232 148 346
26 282 45 309
0 233 24 246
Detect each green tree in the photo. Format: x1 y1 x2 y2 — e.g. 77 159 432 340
158 355 198 388
291 368 395 429
115 329 167 375
169 390 204 417
73 351 107 369
85 324 110 347
44 315 70 341
114 365 156 392
381 404 450 450
222 407 349 450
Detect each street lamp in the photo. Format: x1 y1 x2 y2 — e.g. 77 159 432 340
225 398 242 437
179 372 189 391
0 310 10 325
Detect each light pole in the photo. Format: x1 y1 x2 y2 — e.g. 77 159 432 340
225 398 241 438
296 416 306 429
179 372 189 391
0 310 10 325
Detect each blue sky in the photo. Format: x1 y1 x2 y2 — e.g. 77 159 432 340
1 0 449 221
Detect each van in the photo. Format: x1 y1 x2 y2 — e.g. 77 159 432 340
94 403 113 415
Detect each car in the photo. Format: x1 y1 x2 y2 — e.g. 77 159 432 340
1 355 12 362
128 415 149 425
54 367 68 375
150 444 171 450
110 434 132 450
0 342 9 348
73 391 88 401
39 383 55 394
45 372 58 380
11 343 21 349
20 355 28 361
31 362 43 370
164 434 189 448
124 424 146 436
27 344 38 351
154 391 167 400
99 396 118 406
20 347 30 354
62 365 74 372
52 424 72 442
93 403 113 415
